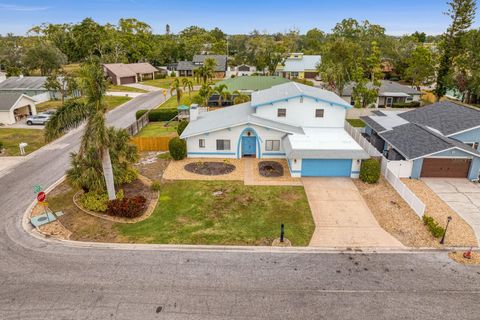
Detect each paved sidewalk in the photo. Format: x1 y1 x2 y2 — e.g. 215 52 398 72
125 83 162 92
423 178 480 244
105 91 144 98
302 177 404 248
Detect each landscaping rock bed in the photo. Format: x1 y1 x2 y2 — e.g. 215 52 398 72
184 161 236 176
258 161 284 177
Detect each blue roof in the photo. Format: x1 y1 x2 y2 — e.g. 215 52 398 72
177 105 189 110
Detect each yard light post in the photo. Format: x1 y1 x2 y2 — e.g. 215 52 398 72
440 216 452 245
280 224 285 243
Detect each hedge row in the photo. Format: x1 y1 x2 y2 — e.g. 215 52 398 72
136 109 178 122
391 101 421 108
422 215 445 238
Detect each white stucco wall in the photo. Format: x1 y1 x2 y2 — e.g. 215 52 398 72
185 124 288 158
253 97 347 128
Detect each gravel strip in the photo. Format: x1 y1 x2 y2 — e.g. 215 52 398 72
402 179 478 247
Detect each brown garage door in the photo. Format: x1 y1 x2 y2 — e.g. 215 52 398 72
420 158 471 178
304 72 318 79
120 76 136 85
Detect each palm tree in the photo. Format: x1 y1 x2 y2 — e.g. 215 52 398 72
232 90 251 104
170 78 183 106
197 83 214 106
182 78 193 96
45 58 117 200
194 58 217 84
214 84 229 107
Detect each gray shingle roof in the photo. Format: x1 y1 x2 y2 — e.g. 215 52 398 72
360 116 386 132
0 93 23 111
399 101 480 136
180 102 303 138
193 55 227 72
176 61 196 71
342 80 422 96
379 123 480 160
0 76 47 90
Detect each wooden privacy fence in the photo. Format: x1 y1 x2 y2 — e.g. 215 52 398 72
130 136 172 151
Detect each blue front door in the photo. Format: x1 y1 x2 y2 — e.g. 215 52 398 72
242 136 256 156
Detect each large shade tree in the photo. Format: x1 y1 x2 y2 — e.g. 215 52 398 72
45 58 124 200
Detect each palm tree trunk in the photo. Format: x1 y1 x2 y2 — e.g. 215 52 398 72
102 146 116 200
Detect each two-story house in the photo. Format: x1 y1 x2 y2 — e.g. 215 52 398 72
361 101 480 180
275 53 321 80
180 82 369 177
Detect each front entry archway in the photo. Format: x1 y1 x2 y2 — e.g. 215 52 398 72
237 127 261 158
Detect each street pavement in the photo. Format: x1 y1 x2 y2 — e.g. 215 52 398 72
0 91 480 319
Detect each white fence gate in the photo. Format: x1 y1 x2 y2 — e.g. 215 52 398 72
386 160 413 178
381 158 425 217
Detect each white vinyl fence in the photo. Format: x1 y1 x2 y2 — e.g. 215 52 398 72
381 158 425 217
344 121 383 157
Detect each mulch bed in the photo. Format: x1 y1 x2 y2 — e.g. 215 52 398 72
184 161 236 176
258 161 284 177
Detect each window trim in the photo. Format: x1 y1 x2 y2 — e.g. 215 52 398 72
315 109 324 118
216 139 231 151
265 140 280 151
277 108 286 117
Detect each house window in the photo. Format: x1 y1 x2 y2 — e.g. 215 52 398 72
466 142 479 150
277 108 286 117
315 109 324 118
199 139 205 148
291 72 299 78
265 140 280 151
216 139 231 150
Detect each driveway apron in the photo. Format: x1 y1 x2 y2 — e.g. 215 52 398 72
302 177 404 248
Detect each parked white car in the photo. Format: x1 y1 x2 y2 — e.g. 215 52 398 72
26 114 51 125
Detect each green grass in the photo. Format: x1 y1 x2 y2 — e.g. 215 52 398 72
36 100 64 112
347 119 365 127
117 180 314 246
136 122 179 137
108 85 148 93
0 128 46 156
141 77 203 89
159 91 199 109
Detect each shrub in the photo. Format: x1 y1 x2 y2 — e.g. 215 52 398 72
170 71 176 77
359 159 381 184
107 195 147 218
391 101 421 108
123 168 138 184
423 215 445 238
136 110 148 119
177 121 188 135
151 181 161 191
0 141 3 152
79 190 124 212
136 108 178 121
169 137 187 160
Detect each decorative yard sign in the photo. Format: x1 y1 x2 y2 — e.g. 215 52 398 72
33 184 42 194
37 191 46 203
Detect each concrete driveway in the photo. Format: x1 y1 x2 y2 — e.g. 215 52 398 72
423 178 480 243
302 177 404 248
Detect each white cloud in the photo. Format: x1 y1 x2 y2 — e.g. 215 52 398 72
0 3 50 11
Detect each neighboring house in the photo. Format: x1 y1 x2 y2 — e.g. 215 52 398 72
0 72 6 83
180 82 369 178
361 101 480 180
177 55 227 78
275 53 321 80
226 64 257 77
0 76 63 103
208 76 292 107
342 80 423 108
0 93 37 125
103 63 158 85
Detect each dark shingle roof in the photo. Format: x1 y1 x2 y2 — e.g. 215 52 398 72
0 76 47 90
193 55 227 71
360 116 386 132
399 101 480 136
379 123 480 159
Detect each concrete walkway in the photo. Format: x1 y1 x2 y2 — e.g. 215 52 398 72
302 177 404 248
125 83 162 92
423 178 480 244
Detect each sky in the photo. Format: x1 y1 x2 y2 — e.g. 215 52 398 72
0 0 479 36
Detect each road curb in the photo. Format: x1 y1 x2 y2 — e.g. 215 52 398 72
21 175 480 254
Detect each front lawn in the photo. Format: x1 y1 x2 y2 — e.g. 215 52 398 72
36 100 63 112
117 180 314 246
136 122 179 137
159 91 199 109
104 96 132 110
347 119 365 127
108 85 148 93
0 128 46 156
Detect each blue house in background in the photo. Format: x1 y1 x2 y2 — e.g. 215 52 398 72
361 101 480 180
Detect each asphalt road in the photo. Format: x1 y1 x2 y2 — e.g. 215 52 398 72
1 92 480 319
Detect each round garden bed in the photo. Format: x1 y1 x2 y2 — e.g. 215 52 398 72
184 161 236 176
258 161 284 177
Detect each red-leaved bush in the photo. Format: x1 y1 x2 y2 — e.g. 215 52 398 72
107 195 147 218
